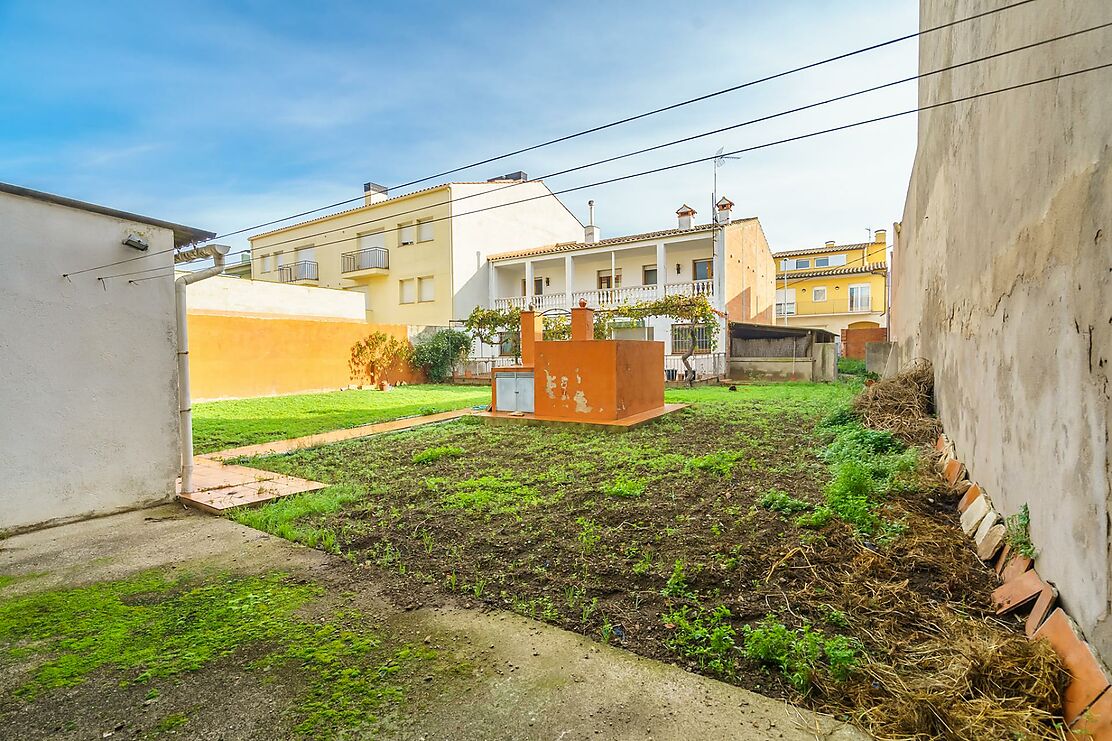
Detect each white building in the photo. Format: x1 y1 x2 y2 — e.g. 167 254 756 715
0 182 213 531
483 198 776 376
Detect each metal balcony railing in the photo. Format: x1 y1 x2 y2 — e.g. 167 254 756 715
277 260 318 282
341 247 389 273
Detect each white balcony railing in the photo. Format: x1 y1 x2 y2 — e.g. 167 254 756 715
532 292 567 310
664 278 714 298
494 296 527 310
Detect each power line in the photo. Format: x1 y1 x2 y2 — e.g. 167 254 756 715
234 20 1110 258
61 0 1043 280
174 60 1112 272
211 0 1040 240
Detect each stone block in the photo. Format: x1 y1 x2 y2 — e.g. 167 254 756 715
958 483 983 513
960 495 991 536
976 523 1006 561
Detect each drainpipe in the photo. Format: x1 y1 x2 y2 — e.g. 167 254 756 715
173 243 230 495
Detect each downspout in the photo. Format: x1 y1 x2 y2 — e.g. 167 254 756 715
173 243 230 495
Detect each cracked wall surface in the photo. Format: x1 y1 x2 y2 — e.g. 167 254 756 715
893 0 1112 658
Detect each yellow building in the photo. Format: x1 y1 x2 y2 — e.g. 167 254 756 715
773 230 888 335
247 175 583 325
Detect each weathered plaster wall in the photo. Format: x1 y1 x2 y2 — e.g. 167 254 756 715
186 274 366 320
0 192 180 530
725 219 776 324
893 0 1111 657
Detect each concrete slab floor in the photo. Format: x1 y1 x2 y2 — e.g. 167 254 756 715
0 506 867 741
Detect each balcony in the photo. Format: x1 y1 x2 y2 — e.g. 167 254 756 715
277 260 318 284
493 280 716 312
341 247 389 281
775 297 876 317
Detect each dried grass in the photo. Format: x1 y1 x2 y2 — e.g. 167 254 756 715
801 467 1068 739
854 359 943 445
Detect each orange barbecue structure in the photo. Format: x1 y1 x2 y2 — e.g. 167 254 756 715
486 300 684 429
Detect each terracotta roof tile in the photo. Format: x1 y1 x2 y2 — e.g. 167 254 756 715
774 242 883 257
489 218 756 261
776 262 887 280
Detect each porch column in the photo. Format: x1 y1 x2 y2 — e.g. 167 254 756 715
564 254 573 308
655 241 666 299
524 260 534 308
487 261 497 308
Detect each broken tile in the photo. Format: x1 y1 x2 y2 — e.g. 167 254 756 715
958 483 983 513
1033 608 1112 724
953 479 972 496
1002 552 1034 583
974 510 1001 543
976 523 1006 561
1070 687 1112 739
960 495 991 536
994 543 1012 576
992 568 1044 614
934 433 947 452
1025 583 1059 637
943 458 966 486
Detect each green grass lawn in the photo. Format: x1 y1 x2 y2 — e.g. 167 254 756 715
192 384 491 454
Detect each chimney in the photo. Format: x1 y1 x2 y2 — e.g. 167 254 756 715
874 228 887 244
488 171 528 182
364 182 388 206
584 200 600 243
715 196 734 225
676 204 697 229
825 240 836 249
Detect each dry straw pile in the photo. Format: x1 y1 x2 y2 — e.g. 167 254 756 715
854 358 943 445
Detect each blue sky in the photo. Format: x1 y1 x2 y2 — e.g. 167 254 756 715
0 1 919 255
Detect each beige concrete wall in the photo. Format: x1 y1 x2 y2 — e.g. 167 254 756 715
0 191 181 530
725 219 776 324
892 0 1112 657
186 274 366 320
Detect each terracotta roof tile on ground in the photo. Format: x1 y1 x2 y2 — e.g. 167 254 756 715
489 218 757 261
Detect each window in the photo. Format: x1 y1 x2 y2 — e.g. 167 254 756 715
597 269 622 289
815 257 829 268
642 265 658 286
416 219 434 242
358 230 385 250
533 277 544 296
814 255 846 268
794 258 810 269
780 257 815 270
261 254 273 272
399 222 416 246
671 324 712 354
812 286 828 303
417 276 435 302
848 284 871 312
275 250 288 266
775 288 796 316
399 278 416 304
693 259 713 281
297 245 316 263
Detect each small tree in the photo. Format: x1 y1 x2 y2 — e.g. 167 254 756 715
349 332 412 387
464 306 522 361
598 294 721 386
411 329 473 382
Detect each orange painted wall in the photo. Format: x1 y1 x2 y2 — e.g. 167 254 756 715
533 339 663 421
187 311 419 401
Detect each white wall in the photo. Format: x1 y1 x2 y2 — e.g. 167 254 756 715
449 181 583 320
187 274 366 320
0 192 181 530
893 0 1112 658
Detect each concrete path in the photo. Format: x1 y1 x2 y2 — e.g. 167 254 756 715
203 408 475 460
0 506 867 740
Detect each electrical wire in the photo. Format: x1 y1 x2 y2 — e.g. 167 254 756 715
60 0 1043 278
170 60 1112 272
211 0 1042 240
234 20 1112 259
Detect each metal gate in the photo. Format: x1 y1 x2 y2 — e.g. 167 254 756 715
495 371 535 413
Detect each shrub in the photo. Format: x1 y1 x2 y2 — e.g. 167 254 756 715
759 489 812 515
661 559 692 598
410 329 473 382
603 474 646 498
411 446 463 465
662 604 739 678
1004 504 1038 558
741 616 861 692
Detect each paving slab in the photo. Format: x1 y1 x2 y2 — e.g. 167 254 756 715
0 506 868 741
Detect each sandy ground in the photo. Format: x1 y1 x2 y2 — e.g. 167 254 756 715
0 504 867 740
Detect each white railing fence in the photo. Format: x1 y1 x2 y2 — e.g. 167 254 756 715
664 352 727 380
